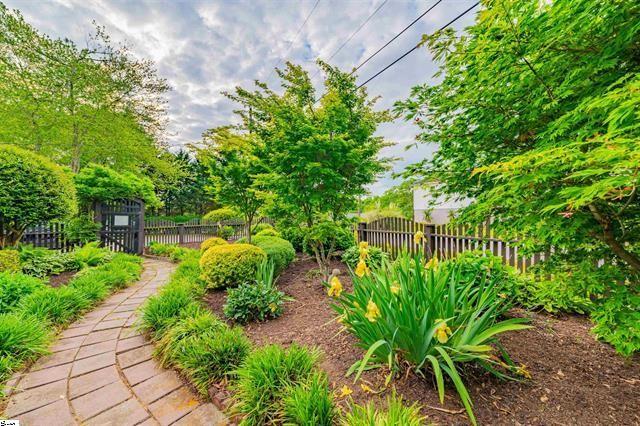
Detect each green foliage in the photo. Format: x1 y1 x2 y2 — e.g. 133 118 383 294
0 6 171 175
303 221 353 277
251 223 274 234
75 164 161 208
147 242 194 262
334 253 530 425
203 207 241 222
63 215 99 244
72 242 112 268
147 214 202 224
226 61 389 229
0 272 46 314
247 236 295 275
139 285 201 341
231 344 321 425
0 249 19 272
68 274 110 303
224 260 286 324
590 285 640 357
256 228 280 237
342 245 387 269
0 145 77 248
198 127 265 241
200 237 228 252
18 246 79 279
397 0 640 335
0 313 51 385
154 309 251 396
199 243 266 289
280 226 306 252
341 392 425 426
360 181 414 221
220 225 234 240
282 372 336 426
18 286 90 325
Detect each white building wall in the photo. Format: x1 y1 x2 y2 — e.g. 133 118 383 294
413 188 472 225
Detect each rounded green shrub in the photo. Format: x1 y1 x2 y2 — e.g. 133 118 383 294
200 237 228 252
251 222 274 234
0 145 77 248
199 244 266 289
256 228 280 237
250 236 295 275
0 250 20 272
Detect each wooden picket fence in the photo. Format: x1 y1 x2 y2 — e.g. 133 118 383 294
144 217 273 246
357 217 547 273
21 222 77 252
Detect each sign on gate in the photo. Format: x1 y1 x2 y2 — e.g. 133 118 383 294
94 199 145 254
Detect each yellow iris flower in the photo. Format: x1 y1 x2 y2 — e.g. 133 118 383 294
327 276 343 298
359 241 369 250
365 299 381 322
434 319 452 343
414 230 425 245
338 385 353 398
390 281 401 295
425 256 439 270
355 259 369 277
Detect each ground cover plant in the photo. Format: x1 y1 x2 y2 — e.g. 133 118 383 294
223 259 287 324
0 250 19 272
332 251 530 424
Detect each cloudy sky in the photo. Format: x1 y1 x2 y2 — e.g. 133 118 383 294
6 0 478 194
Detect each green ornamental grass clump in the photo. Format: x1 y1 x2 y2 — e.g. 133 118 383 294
199 243 266 289
0 250 20 272
0 313 51 384
0 272 46 314
334 253 530 425
283 371 336 426
200 237 228 252
341 392 425 426
18 286 91 325
231 344 321 425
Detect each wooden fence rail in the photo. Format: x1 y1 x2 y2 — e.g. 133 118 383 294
21 222 77 252
357 217 546 273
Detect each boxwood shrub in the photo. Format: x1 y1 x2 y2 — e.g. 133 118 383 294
200 237 228 252
199 244 266 289
235 236 295 275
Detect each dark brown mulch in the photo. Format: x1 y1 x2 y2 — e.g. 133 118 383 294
204 255 640 426
48 270 77 288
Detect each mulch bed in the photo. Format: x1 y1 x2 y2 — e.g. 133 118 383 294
48 270 78 288
205 255 640 425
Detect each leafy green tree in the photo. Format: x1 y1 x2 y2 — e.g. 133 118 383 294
360 181 414 220
226 61 390 227
0 145 77 247
198 127 264 242
397 0 640 274
155 150 212 216
74 164 161 209
0 4 171 174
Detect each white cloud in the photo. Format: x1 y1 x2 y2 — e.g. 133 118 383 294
6 0 477 194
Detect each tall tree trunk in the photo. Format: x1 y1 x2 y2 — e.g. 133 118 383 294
588 204 640 273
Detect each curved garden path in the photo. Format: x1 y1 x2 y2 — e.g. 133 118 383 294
3 258 227 426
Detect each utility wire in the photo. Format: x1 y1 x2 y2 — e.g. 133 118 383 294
310 0 388 82
357 1 480 88
351 0 443 75
267 0 322 85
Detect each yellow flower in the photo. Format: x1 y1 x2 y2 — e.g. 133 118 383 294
360 383 374 393
365 299 380 322
434 319 452 344
425 256 439 270
390 281 401 295
359 241 369 250
338 385 353 398
516 363 532 379
355 259 369 277
327 276 343 298
414 230 425 245
269 303 277 313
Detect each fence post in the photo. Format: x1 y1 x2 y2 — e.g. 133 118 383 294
424 223 435 259
357 222 368 243
94 201 103 245
137 200 145 255
178 224 185 245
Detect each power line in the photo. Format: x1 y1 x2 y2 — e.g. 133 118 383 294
267 0 322 85
310 0 388 81
351 0 443 75
357 1 480 88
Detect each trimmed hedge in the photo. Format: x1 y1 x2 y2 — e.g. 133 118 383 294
200 237 228 252
235 236 295 275
0 250 20 272
199 244 266 289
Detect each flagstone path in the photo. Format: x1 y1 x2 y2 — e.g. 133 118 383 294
3 258 227 426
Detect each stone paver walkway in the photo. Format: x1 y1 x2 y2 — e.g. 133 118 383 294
3 259 227 426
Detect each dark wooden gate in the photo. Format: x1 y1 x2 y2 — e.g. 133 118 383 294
95 199 145 254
